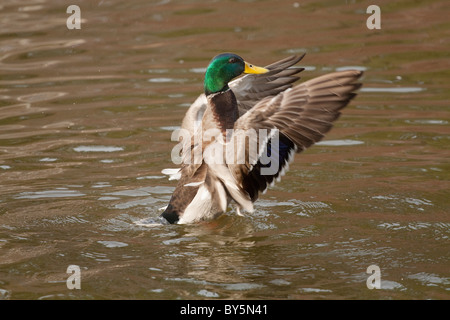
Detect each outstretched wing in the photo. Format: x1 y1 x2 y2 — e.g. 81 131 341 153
180 55 305 136
229 70 363 201
231 54 305 115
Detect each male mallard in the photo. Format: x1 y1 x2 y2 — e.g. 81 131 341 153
161 53 362 224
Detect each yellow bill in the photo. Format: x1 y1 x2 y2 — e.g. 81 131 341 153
244 61 269 74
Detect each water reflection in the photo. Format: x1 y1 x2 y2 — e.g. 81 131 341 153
73 145 124 152
0 39 85 71
360 87 424 93
316 139 364 146
15 189 85 199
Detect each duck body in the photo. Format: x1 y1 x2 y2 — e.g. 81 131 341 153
163 91 238 224
161 53 362 224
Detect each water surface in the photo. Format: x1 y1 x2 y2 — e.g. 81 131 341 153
0 0 449 299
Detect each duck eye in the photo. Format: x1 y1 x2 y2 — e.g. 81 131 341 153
228 57 237 64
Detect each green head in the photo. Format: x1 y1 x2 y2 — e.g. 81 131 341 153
204 53 269 95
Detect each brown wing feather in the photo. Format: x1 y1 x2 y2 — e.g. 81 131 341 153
229 70 363 200
230 54 306 115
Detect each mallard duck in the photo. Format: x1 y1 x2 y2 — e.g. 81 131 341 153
161 53 362 224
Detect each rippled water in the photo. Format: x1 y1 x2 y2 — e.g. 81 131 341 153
0 0 449 300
